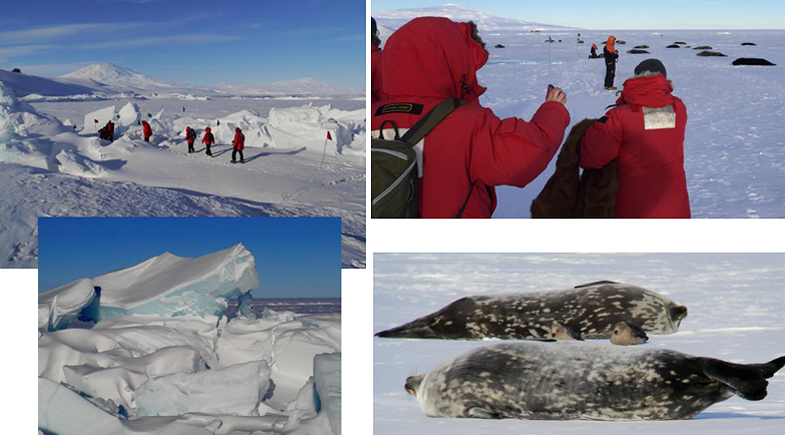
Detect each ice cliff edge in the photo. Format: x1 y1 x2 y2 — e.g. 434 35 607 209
38 243 260 329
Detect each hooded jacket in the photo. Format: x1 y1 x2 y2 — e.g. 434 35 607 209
371 17 570 218
202 127 215 145
233 128 245 150
604 36 619 65
579 73 690 218
142 120 152 138
371 42 385 104
186 127 196 143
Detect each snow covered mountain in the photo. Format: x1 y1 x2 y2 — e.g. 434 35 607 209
373 3 579 32
0 68 117 97
58 63 209 94
0 63 361 98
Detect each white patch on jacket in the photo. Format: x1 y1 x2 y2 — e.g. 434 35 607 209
642 105 676 130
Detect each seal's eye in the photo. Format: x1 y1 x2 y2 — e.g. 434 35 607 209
614 330 619 334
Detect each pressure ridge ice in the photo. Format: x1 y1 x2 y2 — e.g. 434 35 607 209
37 243 260 328
38 245 341 434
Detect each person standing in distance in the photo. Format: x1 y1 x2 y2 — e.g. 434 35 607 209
202 127 215 157
604 36 620 90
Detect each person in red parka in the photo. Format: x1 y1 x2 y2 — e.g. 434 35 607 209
371 17 386 104
142 120 152 142
580 58 690 218
185 126 196 153
106 121 115 142
232 127 245 163
202 126 215 157
371 17 570 218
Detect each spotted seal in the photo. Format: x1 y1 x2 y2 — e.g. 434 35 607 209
611 321 649 345
405 341 785 420
376 281 687 340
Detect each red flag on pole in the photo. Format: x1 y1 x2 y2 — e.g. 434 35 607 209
326 131 332 140
94 119 98 123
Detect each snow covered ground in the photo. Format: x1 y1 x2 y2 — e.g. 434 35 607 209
374 5 785 218
0 66 365 269
38 245 341 435
374 253 785 434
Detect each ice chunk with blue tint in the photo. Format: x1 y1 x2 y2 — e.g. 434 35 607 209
313 353 341 435
38 278 97 331
238 291 257 319
38 243 260 322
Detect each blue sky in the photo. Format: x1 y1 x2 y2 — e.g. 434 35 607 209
37 217 341 298
0 0 364 88
371 1 785 30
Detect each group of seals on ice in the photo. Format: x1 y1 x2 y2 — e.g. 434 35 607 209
377 281 785 420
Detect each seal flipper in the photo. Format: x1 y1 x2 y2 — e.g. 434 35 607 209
702 356 785 401
466 407 501 419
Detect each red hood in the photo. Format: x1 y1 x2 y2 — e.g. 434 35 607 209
617 74 674 107
382 17 488 101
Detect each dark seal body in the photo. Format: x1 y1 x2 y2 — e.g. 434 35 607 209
376 281 687 340
407 341 785 420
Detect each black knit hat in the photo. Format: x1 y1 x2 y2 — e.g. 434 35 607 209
634 58 667 78
371 17 377 35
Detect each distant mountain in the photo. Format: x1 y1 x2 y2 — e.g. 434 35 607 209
1 63 361 98
211 78 362 96
58 63 206 94
0 69 111 97
373 3 578 32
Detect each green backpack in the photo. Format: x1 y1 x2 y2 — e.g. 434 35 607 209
371 98 468 218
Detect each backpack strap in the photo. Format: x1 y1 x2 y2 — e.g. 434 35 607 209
400 98 468 146
378 120 400 140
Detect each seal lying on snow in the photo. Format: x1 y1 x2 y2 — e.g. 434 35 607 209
376 281 687 340
405 341 785 420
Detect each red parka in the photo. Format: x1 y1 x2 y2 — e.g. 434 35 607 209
142 120 152 138
202 127 215 145
580 73 690 218
233 128 245 150
371 17 570 218
371 42 385 104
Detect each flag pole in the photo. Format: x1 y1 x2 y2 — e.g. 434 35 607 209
320 133 330 171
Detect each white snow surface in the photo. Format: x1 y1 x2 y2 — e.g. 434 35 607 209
375 8 785 218
374 253 785 434
0 73 366 268
39 307 341 434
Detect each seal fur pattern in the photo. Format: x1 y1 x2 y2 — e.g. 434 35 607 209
406 341 785 420
376 281 687 340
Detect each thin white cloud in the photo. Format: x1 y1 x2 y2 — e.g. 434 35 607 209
323 34 365 43
0 44 59 57
79 34 241 49
273 27 347 37
2 23 146 44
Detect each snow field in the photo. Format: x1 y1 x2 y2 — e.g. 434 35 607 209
0 80 366 268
